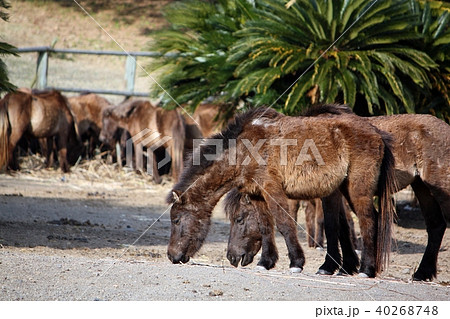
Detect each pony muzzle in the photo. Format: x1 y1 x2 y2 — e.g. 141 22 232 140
227 251 254 267
167 251 190 264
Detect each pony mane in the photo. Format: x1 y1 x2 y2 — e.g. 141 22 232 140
167 107 281 202
301 104 354 117
30 89 59 96
104 100 142 120
224 188 243 218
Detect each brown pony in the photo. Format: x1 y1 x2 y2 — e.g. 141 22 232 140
0 90 78 172
183 103 227 153
226 106 449 281
68 93 113 158
99 100 185 183
192 103 224 137
167 106 396 278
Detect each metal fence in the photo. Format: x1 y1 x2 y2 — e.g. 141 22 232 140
16 46 165 98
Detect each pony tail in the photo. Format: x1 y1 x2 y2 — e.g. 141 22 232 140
64 95 81 143
0 99 11 171
376 134 398 273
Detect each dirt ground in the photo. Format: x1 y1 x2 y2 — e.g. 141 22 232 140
1 0 449 302
0 158 449 301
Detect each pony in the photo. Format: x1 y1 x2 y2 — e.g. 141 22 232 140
99 99 185 183
167 106 396 277
183 103 228 154
98 99 133 165
191 103 225 137
68 93 113 158
226 105 449 281
0 90 78 173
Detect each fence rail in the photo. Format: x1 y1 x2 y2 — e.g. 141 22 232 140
16 46 169 97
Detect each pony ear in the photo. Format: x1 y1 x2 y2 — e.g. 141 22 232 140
172 190 182 203
242 193 251 205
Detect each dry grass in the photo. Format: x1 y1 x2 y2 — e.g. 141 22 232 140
16 153 172 188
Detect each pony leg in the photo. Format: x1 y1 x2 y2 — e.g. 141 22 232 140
57 141 70 173
42 137 54 168
337 199 360 276
342 185 377 278
56 127 71 173
7 128 24 171
314 199 324 248
257 229 279 270
258 200 298 269
305 200 316 248
147 149 162 184
352 202 377 277
411 178 447 281
134 141 144 173
345 203 359 250
262 187 305 271
318 191 342 275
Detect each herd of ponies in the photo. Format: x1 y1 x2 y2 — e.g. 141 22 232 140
0 88 449 281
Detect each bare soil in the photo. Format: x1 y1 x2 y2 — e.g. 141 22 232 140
0 0 449 301
0 158 449 301
1 0 169 104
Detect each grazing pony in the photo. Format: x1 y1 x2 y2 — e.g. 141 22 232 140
226 106 449 280
99 100 185 183
68 93 113 158
192 103 225 137
167 107 396 277
183 103 228 153
0 90 78 172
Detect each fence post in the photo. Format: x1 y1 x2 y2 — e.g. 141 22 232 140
124 55 136 97
36 51 48 90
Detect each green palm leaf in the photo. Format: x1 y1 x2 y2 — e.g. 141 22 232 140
148 0 446 119
0 1 17 93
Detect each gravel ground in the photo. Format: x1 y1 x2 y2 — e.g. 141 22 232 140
1 0 449 305
0 165 449 301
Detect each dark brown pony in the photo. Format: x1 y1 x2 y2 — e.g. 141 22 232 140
226 106 449 280
167 106 396 277
99 99 185 183
68 93 113 158
225 189 359 273
0 90 78 172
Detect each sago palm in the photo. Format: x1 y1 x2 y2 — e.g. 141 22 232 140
228 0 437 115
0 0 18 93
412 0 450 122
147 0 255 111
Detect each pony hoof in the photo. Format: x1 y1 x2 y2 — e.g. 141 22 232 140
315 247 324 251
290 267 303 273
255 265 268 271
358 273 370 278
336 271 349 276
316 269 333 275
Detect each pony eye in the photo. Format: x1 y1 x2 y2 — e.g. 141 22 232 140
173 217 181 225
236 216 245 225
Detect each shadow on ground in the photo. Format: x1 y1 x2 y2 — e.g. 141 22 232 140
0 194 229 250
